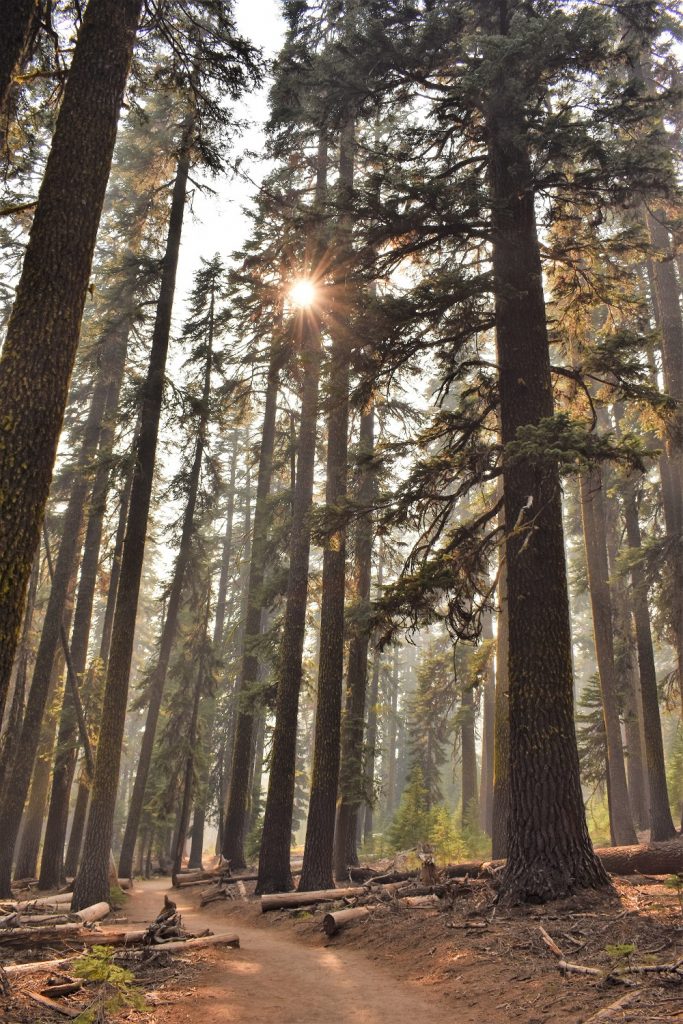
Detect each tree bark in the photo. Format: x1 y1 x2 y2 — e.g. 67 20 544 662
118 243 211 879
362 653 381 847
256 138 327 895
299 113 355 894
485 14 609 899
71 134 190 911
222 346 283 869
0 0 143 763
579 467 637 846
334 403 374 877
491 500 509 860
0 554 39 792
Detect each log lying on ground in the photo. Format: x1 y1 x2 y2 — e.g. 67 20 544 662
5 957 75 977
12 893 75 911
74 901 110 924
143 931 239 952
261 887 364 913
440 839 683 879
323 906 371 936
0 923 82 947
26 990 81 1018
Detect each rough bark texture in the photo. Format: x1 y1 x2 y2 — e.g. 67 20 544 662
579 468 637 846
257 140 327 896
362 653 381 847
299 115 355 894
0 0 142 773
71 139 190 911
118 253 210 879
334 404 374 878
0 554 38 793
222 348 282 869
486 18 609 900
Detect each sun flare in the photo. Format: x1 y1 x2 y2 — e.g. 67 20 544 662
289 279 316 308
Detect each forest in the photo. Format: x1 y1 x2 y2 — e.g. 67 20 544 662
0 0 683 1022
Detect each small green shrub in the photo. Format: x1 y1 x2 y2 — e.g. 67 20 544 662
72 945 147 1023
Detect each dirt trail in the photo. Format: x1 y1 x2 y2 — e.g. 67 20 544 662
128 878 455 1024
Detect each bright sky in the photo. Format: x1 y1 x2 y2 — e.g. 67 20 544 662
175 0 286 301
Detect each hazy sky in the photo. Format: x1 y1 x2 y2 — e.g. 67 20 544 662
176 0 286 300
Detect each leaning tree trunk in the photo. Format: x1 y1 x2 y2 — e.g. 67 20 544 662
222 345 283 870
118 248 211 880
0 0 143 899
0 0 41 130
485 21 609 900
579 467 637 846
71 135 191 911
256 138 327 896
333 403 375 878
0 0 142 773
0 369 115 891
0 554 39 792
299 113 355 894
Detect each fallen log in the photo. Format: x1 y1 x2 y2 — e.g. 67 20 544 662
172 869 224 888
582 991 641 1024
5 957 76 977
40 981 83 998
74 902 110 924
27 990 81 1018
399 894 440 909
261 887 364 913
144 932 240 951
441 839 683 879
323 906 371 936
13 893 74 911
0 923 82 947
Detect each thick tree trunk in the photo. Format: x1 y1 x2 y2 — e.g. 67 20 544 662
63 767 89 878
257 139 327 895
118 250 211 879
299 113 355 893
222 347 282 869
0 0 142 764
460 678 478 829
579 467 637 846
485 26 608 899
0 0 41 128
71 136 190 911
172 649 204 875
491 499 509 860
479 611 495 836
334 404 375 878
621 475 676 840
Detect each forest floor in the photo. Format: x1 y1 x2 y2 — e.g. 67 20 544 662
2 871 682 1023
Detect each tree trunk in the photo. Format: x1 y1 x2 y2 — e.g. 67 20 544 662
579 467 637 846
0 0 41 128
299 113 355 893
172 632 205 875
485 19 609 899
192 437 239 865
362 653 381 847
491 495 509 860
460 677 478 829
334 403 375 878
118 244 211 879
222 346 283 869
39 321 132 890
0 0 142 758
256 138 327 895
71 133 190 911
0 554 39 791
621 475 676 840
63 766 89 878
479 610 495 836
